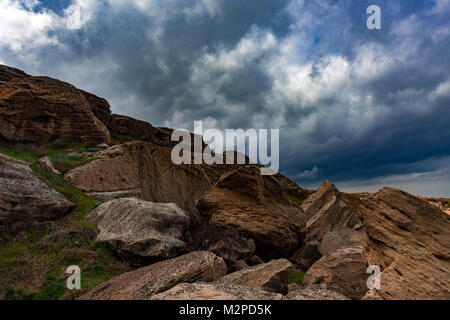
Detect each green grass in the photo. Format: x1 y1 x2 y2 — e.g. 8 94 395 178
0 145 131 300
288 194 303 207
288 271 305 285
112 135 139 145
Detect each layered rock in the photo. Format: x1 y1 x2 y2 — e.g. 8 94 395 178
219 259 296 294
196 166 307 259
357 188 450 300
79 90 112 126
300 182 450 300
0 64 28 82
0 154 75 232
79 251 227 300
65 141 211 215
151 283 284 300
86 198 190 263
0 76 111 146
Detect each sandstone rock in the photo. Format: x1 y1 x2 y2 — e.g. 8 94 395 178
0 154 75 232
356 188 450 300
86 198 190 263
250 255 264 266
219 259 296 294
290 241 321 271
303 246 368 300
189 225 256 271
151 282 284 300
66 141 211 216
0 65 28 82
79 251 227 300
0 76 111 146
88 189 142 201
96 143 109 149
38 156 61 176
79 90 112 126
286 285 350 300
196 166 307 259
301 184 450 300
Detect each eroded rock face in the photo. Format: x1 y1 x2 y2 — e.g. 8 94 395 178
86 198 190 263
219 259 296 294
0 65 28 82
300 183 450 300
0 154 75 232
65 141 211 216
196 166 307 259
357 188 450 300
79 251 227 300
79 90 112 126
151 282 284 300
0 76 111 146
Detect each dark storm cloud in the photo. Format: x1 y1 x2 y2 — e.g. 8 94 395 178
0 0 449 196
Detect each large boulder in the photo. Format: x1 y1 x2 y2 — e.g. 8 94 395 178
79 251 227 300
86 198 190 264
196 166 307 259
0 76 111 146
301 183 450 300
65 141 211 216
219 259 296 294
151 282 284 300
0 154 75 233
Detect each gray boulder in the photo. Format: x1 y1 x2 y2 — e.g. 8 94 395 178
0 154 74 232
86 198 190 263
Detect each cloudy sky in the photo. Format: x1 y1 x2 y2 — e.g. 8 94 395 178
0 0 449 196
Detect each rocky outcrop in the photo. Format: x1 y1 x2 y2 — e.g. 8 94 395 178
0 154 75 232
0 65 28 82
189 225 256 271
79 90 112 126
219 259 296 294
151 282 284 300
38 156 61 176
0 76 111 146
286 285 350 300
357 188 450 300
79 251 227 300
86 198 190 264
65 141 211 215
196 166 306 259
300 183 450 300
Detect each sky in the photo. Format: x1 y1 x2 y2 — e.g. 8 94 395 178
0 0 449 196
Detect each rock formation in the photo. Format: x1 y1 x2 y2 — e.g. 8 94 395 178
0 154 75 233
0 76 111 146
79 251 227 300
65 141 211 216
196 166 307 259
86 198 191 264
218 259 296 294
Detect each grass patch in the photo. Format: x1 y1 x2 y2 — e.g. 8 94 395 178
288 194 303 207
0 145 132 300
112 134 139 145
288 271 305 285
